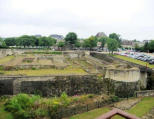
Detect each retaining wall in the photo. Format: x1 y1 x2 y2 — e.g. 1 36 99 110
136 90 154 97
0 75 141 98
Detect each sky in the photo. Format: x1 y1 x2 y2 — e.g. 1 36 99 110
0 0 154 41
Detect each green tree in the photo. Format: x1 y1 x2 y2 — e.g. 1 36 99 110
57 41 65 51
75 41 81 48
149 40 154 52
57 41 65 48
98 37 108 48
0 37 7 48
65 32 77 44
109 33 121 47
18 35 36 47
107 38 118 54
5 37 17 46
83 36 97 50
143 42 149 52
39 37 55 47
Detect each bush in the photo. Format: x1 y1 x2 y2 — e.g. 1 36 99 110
0 65 4 70
88 94 94 98
4 94 40 119
60 92 70 106
0 95 10 102
32 67 36 70
51 51 62 55
110 96 119 102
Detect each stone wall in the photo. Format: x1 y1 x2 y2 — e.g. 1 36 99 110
0 75 105 96
0 75 141 98
0 77 16 95
0 49 32 58
90 52 148 89
136 90 154 97
114 81 140 98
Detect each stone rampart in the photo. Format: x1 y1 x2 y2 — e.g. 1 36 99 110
0 75 141 98
136 90 154 97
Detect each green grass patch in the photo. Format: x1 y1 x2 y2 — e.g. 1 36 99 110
25 51 62 55
128 97 154 117
2 67 87 76
114 55 154 68
0 100 13 119
69 97 154 119
69 107 110 119
0 56 15 65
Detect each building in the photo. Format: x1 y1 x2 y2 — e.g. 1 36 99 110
50 34 64 42
121 39 133 49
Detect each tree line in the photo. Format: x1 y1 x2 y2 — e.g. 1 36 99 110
135 41 154 53
59 32 121 54
0 32 121 53
1 35 56 48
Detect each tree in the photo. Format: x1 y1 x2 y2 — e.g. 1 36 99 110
39 37 55 47
143 42 149 52
17 35 36 47
0 37 7 48
109 33 121 47
148 40 154 52
107 38 118 54
82 36 97 50
57 41 65 48
5 37 17 46
65 32 77 45
98 37 108 48
75 41 81 48
57 41 65 50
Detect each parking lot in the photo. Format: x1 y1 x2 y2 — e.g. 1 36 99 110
116 51 154 64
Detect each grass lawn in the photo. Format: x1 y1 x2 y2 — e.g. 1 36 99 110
69 97 154 119
0 56 15 65
0 102 13 119
114 55 154 68
128 97 154 117
2 67 87 76
69 107 110 119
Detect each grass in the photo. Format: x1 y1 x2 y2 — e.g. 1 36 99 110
114 55 154 68
2 67 87 76
24 51 62 55
0 56 15 65
0 97 153 119
69 97 154 119
69 107 110 119
0 101 13 119
128 97 154 117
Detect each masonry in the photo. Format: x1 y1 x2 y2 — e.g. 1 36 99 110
136 90 154 97
0 75 141 97
0 75 104 96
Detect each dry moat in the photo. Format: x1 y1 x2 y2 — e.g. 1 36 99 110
0 49 153 119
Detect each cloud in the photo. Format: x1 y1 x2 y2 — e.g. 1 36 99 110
0 0 154 40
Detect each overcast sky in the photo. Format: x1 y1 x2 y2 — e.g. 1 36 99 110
0 0 154 41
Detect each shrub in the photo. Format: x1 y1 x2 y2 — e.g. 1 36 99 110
110 96 119 102
34 108 48 117
88 94 94 98
72 97 80 103
0 65 4 70
4 94 40 119
32 67 36 70
60 92 70 106
51 51 62 55
79 95 88 103
0 95 10 102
